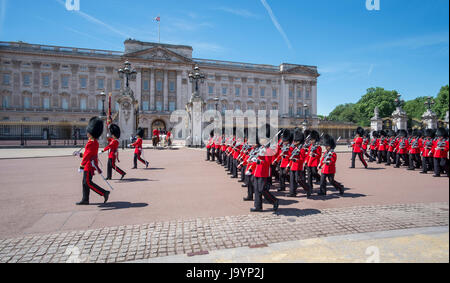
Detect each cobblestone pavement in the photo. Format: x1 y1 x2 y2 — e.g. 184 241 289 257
0 202 447 263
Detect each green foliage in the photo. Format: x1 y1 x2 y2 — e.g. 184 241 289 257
433 85 449 119
327 85 449 126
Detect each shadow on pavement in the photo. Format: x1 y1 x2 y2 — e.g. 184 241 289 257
144 168 165 171
98 202 149 211
118 178 155 183
274 208 322 217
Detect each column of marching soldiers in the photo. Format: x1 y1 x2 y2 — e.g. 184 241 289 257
206 126 449 212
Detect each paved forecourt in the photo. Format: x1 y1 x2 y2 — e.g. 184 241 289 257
0 147 448 263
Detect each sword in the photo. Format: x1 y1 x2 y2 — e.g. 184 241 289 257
91 160 114 191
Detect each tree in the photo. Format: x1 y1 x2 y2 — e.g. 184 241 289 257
403 96 427 120
433 85 449 120
328 103 358 123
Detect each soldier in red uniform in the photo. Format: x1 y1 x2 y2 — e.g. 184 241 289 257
132 128 149 169
350 127 368 169
394 130 409 168
102 124 126 180
287 128 309 197
77 117 110 205
433 128 449 177
420 129 436 174
362 130 371 160
319 134 344 196
385 130 398 166
152 128 160 147
206 130 214 161
369 131 379 162
275 129 293 192
306 130 322 195
407 129 423 171
251 137 279 212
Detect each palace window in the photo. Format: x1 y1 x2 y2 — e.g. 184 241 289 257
24 97 31 109
80 98 87 111
62 98 69 110
208 86 214 95
2 74 10 85
43 97 50 109
80 77 87 89
143 80 149 91
62 76 69 88
156 101 163 112
169 102 176 112
272 89 277 98
235 87 241 97
297 90 302 98
222 87 227 95
306 90 310 98
43 75 50 87
23 74 31 86
248 87 253 97
142 101 149 111
97 78 105 89
115 80 121 90
97 100 103 111
169 81 175 92
260 88 265 97
156 81 162 92
2 96 9 108
289 89 293 98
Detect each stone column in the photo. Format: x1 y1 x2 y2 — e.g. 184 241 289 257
370 107 383 132
311 81 318 116
150 69 155 111
422 109 438 129
293 82 297 117
163 70 169 112
176 70 182 110
280 77 287 116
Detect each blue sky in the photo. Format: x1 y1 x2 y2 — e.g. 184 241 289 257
0 0 448 115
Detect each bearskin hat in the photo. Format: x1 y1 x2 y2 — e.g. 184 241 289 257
363 130 371 138
356 127 365 136
109 124 121 139
87 117 103 139
398 129 408 137
136 128 145 138
310 130 320 141
322 134 336 149
412 129 420 137
379 130 387 137
387 130 396 137
303 129 311 140
436 127 448 138
293 128 305 144
416 129 423 137
408 129 413 137
210 130 214 138
372 131 379 138
424 129 435 138
282 129 292 143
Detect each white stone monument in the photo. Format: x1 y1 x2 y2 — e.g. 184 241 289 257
370 107 383 132
117 88 137 142
422 109 438 130
185 65 205 147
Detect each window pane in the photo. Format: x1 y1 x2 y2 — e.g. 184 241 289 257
24 97 31 109
80 78 87 88
115 80 121 90
169 102 176 112
222 87 227 95
43 76 50 87
81 99 87 110
142 101 149 111
209 86 214 95
24 74 31 86
156 101 162 111
62 98 68 110
261 88 265 97
169 81 175 92
2 96 9 108
272 89 277 98
3 74 10 85
98 79 104 89
143 80 149 90
156 81 162 91
248 88 253 97
97 100 103 111
43 98 50 109
62 76 69 88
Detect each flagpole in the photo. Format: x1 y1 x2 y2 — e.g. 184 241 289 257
158 16 161 43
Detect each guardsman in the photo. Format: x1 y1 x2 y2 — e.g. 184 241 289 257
132 128 149 169
385 130 397 166
369 131 379 162
377 130 388 164
319 134 344 196
408 129 423 171
77 117 110 205
275 129 293 192
362 130 371 160
420 129 436 174
306 130 322 194
433 128 449 177
394 130 409 168
287 128 309 197
251 136 279 212
152 128 160 147
102 124 126 180
206 130 214 161
350 127 368 169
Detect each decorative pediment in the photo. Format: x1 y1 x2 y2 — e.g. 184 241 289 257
281 66 319 77
125 46 192 63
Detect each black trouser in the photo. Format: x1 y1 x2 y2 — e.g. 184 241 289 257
319 174 343 195
307 166 320 190
134 153 147 168
421 156 433 173
408 153 421 170
395 153 408 167
279 167 289 191
253 177 277 210
246 175 254 199
240 166 246 182
370 149 377 162
377 150 386 163
217 149 222 164
289 170 299 195
206 147 211 161
211 148 216 161
434 158 449 176
82 171 107 202
352 152 367 168
107 158 125 179
386 151 395 165
232 159 238 178
227 155 232 171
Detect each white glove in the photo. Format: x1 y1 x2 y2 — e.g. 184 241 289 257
78 168 83 173
98 150 103 154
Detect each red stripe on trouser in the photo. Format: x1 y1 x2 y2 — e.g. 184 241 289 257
111 159 125 175
86 171 104 196
137 154 146 164
359 153 367 167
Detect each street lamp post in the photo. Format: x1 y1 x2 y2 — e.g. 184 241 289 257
118 60 137 89
302 104 309 129
424 97 435 110
100 91 106 117
188 65 206 100
187 65 206 147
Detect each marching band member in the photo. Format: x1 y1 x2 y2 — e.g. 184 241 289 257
132 128 149 169
102 124 126 180
77 117 110 205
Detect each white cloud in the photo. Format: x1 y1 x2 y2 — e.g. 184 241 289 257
368 64 374 76
260 0 292 50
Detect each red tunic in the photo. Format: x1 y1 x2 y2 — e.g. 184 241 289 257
377 138 387 151
254 154 272 178
307 144 322 167
352 137 363 153
81 139 100 174
320 151 337 174
132 138 143 154
289 148 307 171
409 138 422 154
396 138 409 155
103 139 119 160
280 147 293 168
433 139 449 158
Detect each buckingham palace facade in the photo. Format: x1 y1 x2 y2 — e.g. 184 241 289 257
0 39 319 140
